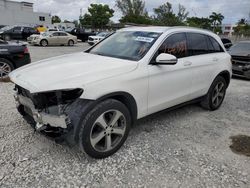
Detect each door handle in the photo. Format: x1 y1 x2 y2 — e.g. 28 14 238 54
184 61 192 66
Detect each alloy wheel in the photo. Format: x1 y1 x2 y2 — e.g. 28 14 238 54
0 62 12 78
212 81 225 107
90 110 126 152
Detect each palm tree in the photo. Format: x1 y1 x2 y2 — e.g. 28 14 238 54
209 12 224 32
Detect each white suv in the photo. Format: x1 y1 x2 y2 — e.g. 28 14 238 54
10 27 232 158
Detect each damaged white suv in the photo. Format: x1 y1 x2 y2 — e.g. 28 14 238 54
10 27 232 158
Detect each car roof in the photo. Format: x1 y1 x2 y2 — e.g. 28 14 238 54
120 26 214 34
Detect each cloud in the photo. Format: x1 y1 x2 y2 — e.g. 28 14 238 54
15 0 250 24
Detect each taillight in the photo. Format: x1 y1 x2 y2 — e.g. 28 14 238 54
24 47 29 54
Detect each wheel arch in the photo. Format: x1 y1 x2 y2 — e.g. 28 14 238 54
96 92 138 124
0 57 15 68
217 70 231 88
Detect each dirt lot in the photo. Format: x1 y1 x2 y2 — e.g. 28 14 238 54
0 43 250 187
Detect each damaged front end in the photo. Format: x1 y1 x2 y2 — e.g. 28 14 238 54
14 85 83 138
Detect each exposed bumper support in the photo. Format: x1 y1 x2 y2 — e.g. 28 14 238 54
14 93 68 129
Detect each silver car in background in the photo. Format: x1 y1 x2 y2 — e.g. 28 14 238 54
28 31 77 47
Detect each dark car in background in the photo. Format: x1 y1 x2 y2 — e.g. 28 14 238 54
0 40 31 79
221 38 233 50
0 26 39 41
67 28 96 42
228 41 250 79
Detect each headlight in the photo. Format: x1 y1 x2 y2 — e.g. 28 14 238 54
32 88 83 109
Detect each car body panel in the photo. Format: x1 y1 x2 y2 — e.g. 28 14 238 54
10 27 232 119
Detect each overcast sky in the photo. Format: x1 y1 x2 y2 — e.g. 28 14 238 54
17 0 250 24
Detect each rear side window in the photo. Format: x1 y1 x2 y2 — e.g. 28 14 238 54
59 32 68 36
158 33 187 58
186 33 208 56
209 36 224 52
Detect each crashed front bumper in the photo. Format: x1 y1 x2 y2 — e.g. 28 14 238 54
14 93 69 129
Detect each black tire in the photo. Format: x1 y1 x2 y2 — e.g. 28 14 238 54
0 58 14 79
77 99 131 159
40 39 48 47
200 76 227 111
68 40 74 46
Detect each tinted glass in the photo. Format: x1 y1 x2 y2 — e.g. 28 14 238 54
209 36 224 52
59 32 68 36
89 31 161 61
206 35 215 52
187 33 208 56
158 33 187 58
52 32 60 36
13 27 22 31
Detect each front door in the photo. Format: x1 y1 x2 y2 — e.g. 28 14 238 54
148 33 194 114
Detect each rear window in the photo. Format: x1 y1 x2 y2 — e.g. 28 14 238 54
186 33 208 56
209 36 224 52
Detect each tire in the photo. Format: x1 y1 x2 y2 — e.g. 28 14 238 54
77 99 131 159
68 40 74 46
40 39 48 47
0 58 14 79
200 76 227 111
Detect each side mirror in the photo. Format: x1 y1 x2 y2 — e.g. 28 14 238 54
155 53 177 65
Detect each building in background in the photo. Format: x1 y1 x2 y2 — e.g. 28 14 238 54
0 0 51 26
220 24 237 36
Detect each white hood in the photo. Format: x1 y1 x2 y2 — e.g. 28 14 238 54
10 52 138 93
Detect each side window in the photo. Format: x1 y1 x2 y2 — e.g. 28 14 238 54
186 33 209 56
13 27 22 32
205 35 215 53
158 33 187 58
52 32 60 36
59 32 67 36
209 36 224 52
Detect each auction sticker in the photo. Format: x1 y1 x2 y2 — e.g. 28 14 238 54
135 36 154 43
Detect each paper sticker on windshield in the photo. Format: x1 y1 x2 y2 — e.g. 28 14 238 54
135 36 154 43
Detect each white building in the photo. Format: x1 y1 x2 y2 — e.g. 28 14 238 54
220 24 237 36
0 0 51 26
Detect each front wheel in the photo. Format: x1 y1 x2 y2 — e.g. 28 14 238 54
78 99 131 159
40 39 48 47
201 76 227 111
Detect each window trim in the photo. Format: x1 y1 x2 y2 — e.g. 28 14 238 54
149 31 187 64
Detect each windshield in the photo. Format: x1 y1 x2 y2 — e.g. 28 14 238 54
229 43 250 53
0 26 14 32
89 31 161 61
97 32 108 37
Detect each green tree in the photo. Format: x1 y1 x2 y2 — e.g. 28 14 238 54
116 0 151 24
234 18 250 37
209 12 224 32
52 15 61 24
186 17 212 29
79 4 114 28
153 2 187 26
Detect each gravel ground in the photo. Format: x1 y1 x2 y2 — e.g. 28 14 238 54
0 44 250 187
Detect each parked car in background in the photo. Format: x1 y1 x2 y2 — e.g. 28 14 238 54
0 40 31 79
28 31 77 47
10 27 231 158
221 38 233 50
229 41 250 79
88 32 111 45
0 25 6 29
67 28 96 42
0 26 39 41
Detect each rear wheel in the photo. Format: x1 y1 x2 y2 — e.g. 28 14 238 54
78 99 131 159
0 58 14 79
4 35 10 41
40 39 48 47
201 76 227 111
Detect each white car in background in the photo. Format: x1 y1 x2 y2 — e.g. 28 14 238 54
88 32 110 45
27 31 77 47
10 27 232 159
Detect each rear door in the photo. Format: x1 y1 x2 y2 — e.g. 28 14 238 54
185 33 223 98
12 26 23 39
58 32 68 44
